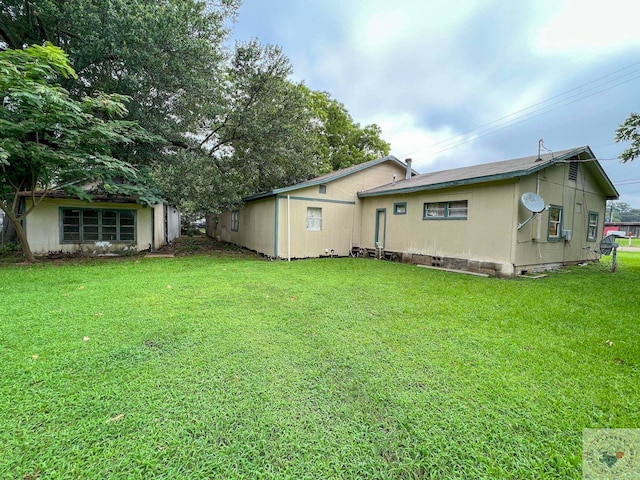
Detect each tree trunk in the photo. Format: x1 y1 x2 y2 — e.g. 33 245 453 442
1 215 17 244
2 209 36 263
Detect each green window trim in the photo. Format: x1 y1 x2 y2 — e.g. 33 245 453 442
231 211 239 232
375 208 386 248
423 200 468 220
59 207 136 244
587 211 599 242
393 202 407 215
547 205 563 241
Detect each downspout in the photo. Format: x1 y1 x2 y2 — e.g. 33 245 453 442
287 195 291 262
274 196 279 258
536 171 542 240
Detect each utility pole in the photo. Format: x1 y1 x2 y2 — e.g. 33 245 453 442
609 201 615 222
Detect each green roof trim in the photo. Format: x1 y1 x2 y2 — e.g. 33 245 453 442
242 155 412 202
358 146 619 199
277 195 356 205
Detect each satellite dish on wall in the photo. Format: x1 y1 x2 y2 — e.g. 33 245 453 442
517 192 547 230
521 192 546 213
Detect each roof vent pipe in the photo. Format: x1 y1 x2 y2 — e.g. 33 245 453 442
405 158 412 180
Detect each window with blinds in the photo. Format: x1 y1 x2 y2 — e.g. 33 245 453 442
306 207 322 231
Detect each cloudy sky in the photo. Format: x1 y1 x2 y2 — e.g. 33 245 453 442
230 0 640 206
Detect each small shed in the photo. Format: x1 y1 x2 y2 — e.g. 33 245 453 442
20 191 180 254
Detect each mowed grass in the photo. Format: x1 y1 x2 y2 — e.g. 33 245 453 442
619 237 640 247
1 252 639 479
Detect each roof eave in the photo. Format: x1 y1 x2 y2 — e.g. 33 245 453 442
243 155 405 202
358 146 608 198
358 170 528 197
18 190 143 204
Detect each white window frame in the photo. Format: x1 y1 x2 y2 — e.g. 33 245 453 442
423 200 468 219
548 205 562 241
587 211 598 242
306 207 322 231
447 200 468 218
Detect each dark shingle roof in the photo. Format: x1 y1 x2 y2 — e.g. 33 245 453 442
358 146 618 199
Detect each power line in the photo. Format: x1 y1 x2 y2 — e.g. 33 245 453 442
426 72 640 158
614 178 640 185
430 62 640 151
406 61 640 161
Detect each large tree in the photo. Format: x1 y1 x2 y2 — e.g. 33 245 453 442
152 40 325 220
199 42 324 191
1 0 238 161
0 43 162 262
304 88 390 171
2 1 391 223
157 40 391 220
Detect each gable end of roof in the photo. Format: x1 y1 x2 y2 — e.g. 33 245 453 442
243 155 410 202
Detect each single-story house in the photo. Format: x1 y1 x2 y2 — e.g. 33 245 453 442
207 156 416 259
19 191 180 254
207 146 618 277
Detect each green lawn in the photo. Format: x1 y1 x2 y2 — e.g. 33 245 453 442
1 250 639 479
618 237 640 248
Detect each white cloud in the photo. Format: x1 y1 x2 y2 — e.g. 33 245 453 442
349 0 479 55
534 0 640 56
233 0 640 204
371 113 487 172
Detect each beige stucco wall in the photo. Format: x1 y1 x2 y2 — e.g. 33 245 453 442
208 161 408 258
276 195 357 258
514 162 607 271
209 198 276 255
277 162 409 258
25 197 154 254
359 162 609 276
206 158 611 276
360 181 518 272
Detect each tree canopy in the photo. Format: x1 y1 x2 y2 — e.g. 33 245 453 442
0 43 162 261
1 0 391 225
304 87 390 171
1 0 236 160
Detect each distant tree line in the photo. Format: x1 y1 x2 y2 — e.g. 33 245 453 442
606 201 640 222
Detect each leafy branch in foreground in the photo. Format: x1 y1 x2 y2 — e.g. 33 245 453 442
0 43 164 262
616 112 640 162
